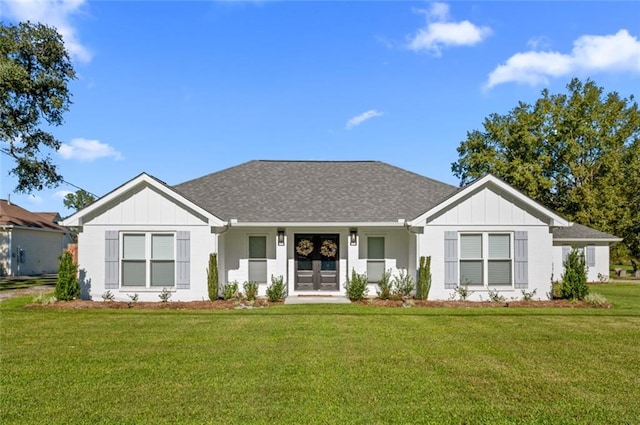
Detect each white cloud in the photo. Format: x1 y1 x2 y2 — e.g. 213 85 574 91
53 190 72 200
59 138 123 161
0 0 91 63
346 110 384 130
407 2 491 55
28 194 44 205
486 29 640 89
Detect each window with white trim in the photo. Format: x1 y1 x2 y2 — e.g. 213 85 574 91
248 236 267 283
122 233 175 287
367 236 385 283
460 233 512 287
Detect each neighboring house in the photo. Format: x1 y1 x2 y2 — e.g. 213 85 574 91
61 160 620 301
0 199 72 276
552 224 621 282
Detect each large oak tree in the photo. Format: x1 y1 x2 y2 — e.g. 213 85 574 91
452 78 640 259
1 21 75 193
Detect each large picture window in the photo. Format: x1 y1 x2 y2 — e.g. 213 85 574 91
122 233 175 287
248 236 267 283
460 233 512 287
367 236 385 283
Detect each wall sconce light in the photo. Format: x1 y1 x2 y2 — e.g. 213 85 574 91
277 229 285 246
349 229 357 246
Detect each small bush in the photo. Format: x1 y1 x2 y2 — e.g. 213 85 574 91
585 292 609 307
416 256 432 300
101 290 115 302
55 251 79 301
487 288 505 302
346 269 369 301
521 289 537 301
243 281 259 301
376 269 392 300
551 281 563 299
32 293 55 305
159 288 172 302
392 270 414 299
223 281 239 300
266 275 287 302
127 293 139 308
561 248 589 300
452 285 472 301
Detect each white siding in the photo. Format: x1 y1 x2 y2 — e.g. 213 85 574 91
87 186 206 226
552 243 612 283
417 186 554 301
76 186 215 302
3 228 67 276
429 187 548 226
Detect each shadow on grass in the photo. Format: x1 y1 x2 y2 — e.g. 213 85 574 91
0 276 57 291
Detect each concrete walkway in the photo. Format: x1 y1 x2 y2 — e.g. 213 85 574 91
284 296 351 305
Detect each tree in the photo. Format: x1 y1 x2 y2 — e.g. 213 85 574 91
452 78 640 258
1 21 76 193
561 248 589 301
55 250 79 301
63 189 95 211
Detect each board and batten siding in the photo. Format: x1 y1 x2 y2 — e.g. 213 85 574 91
75 184 215 302
416 185 553 301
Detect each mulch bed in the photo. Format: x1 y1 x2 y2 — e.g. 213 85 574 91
24 298 604 310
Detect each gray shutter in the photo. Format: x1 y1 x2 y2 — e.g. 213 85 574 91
586 245 595 267
176 231 190 289
514 231 528 289
444 231 458 289
105 231 119 289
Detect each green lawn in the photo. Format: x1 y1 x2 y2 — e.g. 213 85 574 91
2 284 639 424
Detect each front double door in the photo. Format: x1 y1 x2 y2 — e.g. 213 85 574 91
294 234 339 291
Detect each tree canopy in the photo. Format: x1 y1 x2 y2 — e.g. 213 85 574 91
63 189 95 212
452 78 640 259
0 21 76 193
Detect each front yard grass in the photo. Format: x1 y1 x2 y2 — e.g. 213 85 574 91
1 284 639 424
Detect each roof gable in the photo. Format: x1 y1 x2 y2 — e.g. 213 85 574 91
0 200 68 232
409 174 570 227
62 173 224 227
173 160 457 223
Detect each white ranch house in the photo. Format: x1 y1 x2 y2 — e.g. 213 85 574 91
62 160 620 302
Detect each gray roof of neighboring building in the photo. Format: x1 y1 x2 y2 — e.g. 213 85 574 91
552 223 621 241
173 160 458 222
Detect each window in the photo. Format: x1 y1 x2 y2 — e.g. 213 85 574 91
460 234 483 285
367 237 385 283
459 233 512 287
122 233 175 287
248 236 267 283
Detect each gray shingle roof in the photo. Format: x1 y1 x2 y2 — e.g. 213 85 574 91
173 160 457 222
552 223 621 241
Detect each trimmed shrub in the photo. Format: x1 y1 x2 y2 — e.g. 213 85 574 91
207 253 219 301
376 269 392 300
561 248 589 300
223 281 239 300
266 275 287 302
416 256 432 300
55 251 79 301
346 269 368 301
392 270 414 299
243 281 259 301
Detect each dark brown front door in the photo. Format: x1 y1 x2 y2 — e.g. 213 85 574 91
294 234 339 291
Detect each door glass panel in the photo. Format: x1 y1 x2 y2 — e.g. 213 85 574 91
321 260 336 271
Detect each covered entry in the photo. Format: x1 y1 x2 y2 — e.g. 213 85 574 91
294 234 339 290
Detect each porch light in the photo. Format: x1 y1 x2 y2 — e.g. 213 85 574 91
277 229 285 246
350 229 358 246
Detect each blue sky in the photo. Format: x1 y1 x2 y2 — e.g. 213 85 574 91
1 0 639 215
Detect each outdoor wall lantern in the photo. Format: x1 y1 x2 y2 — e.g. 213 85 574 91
277 229 285 246
349 229 358 246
